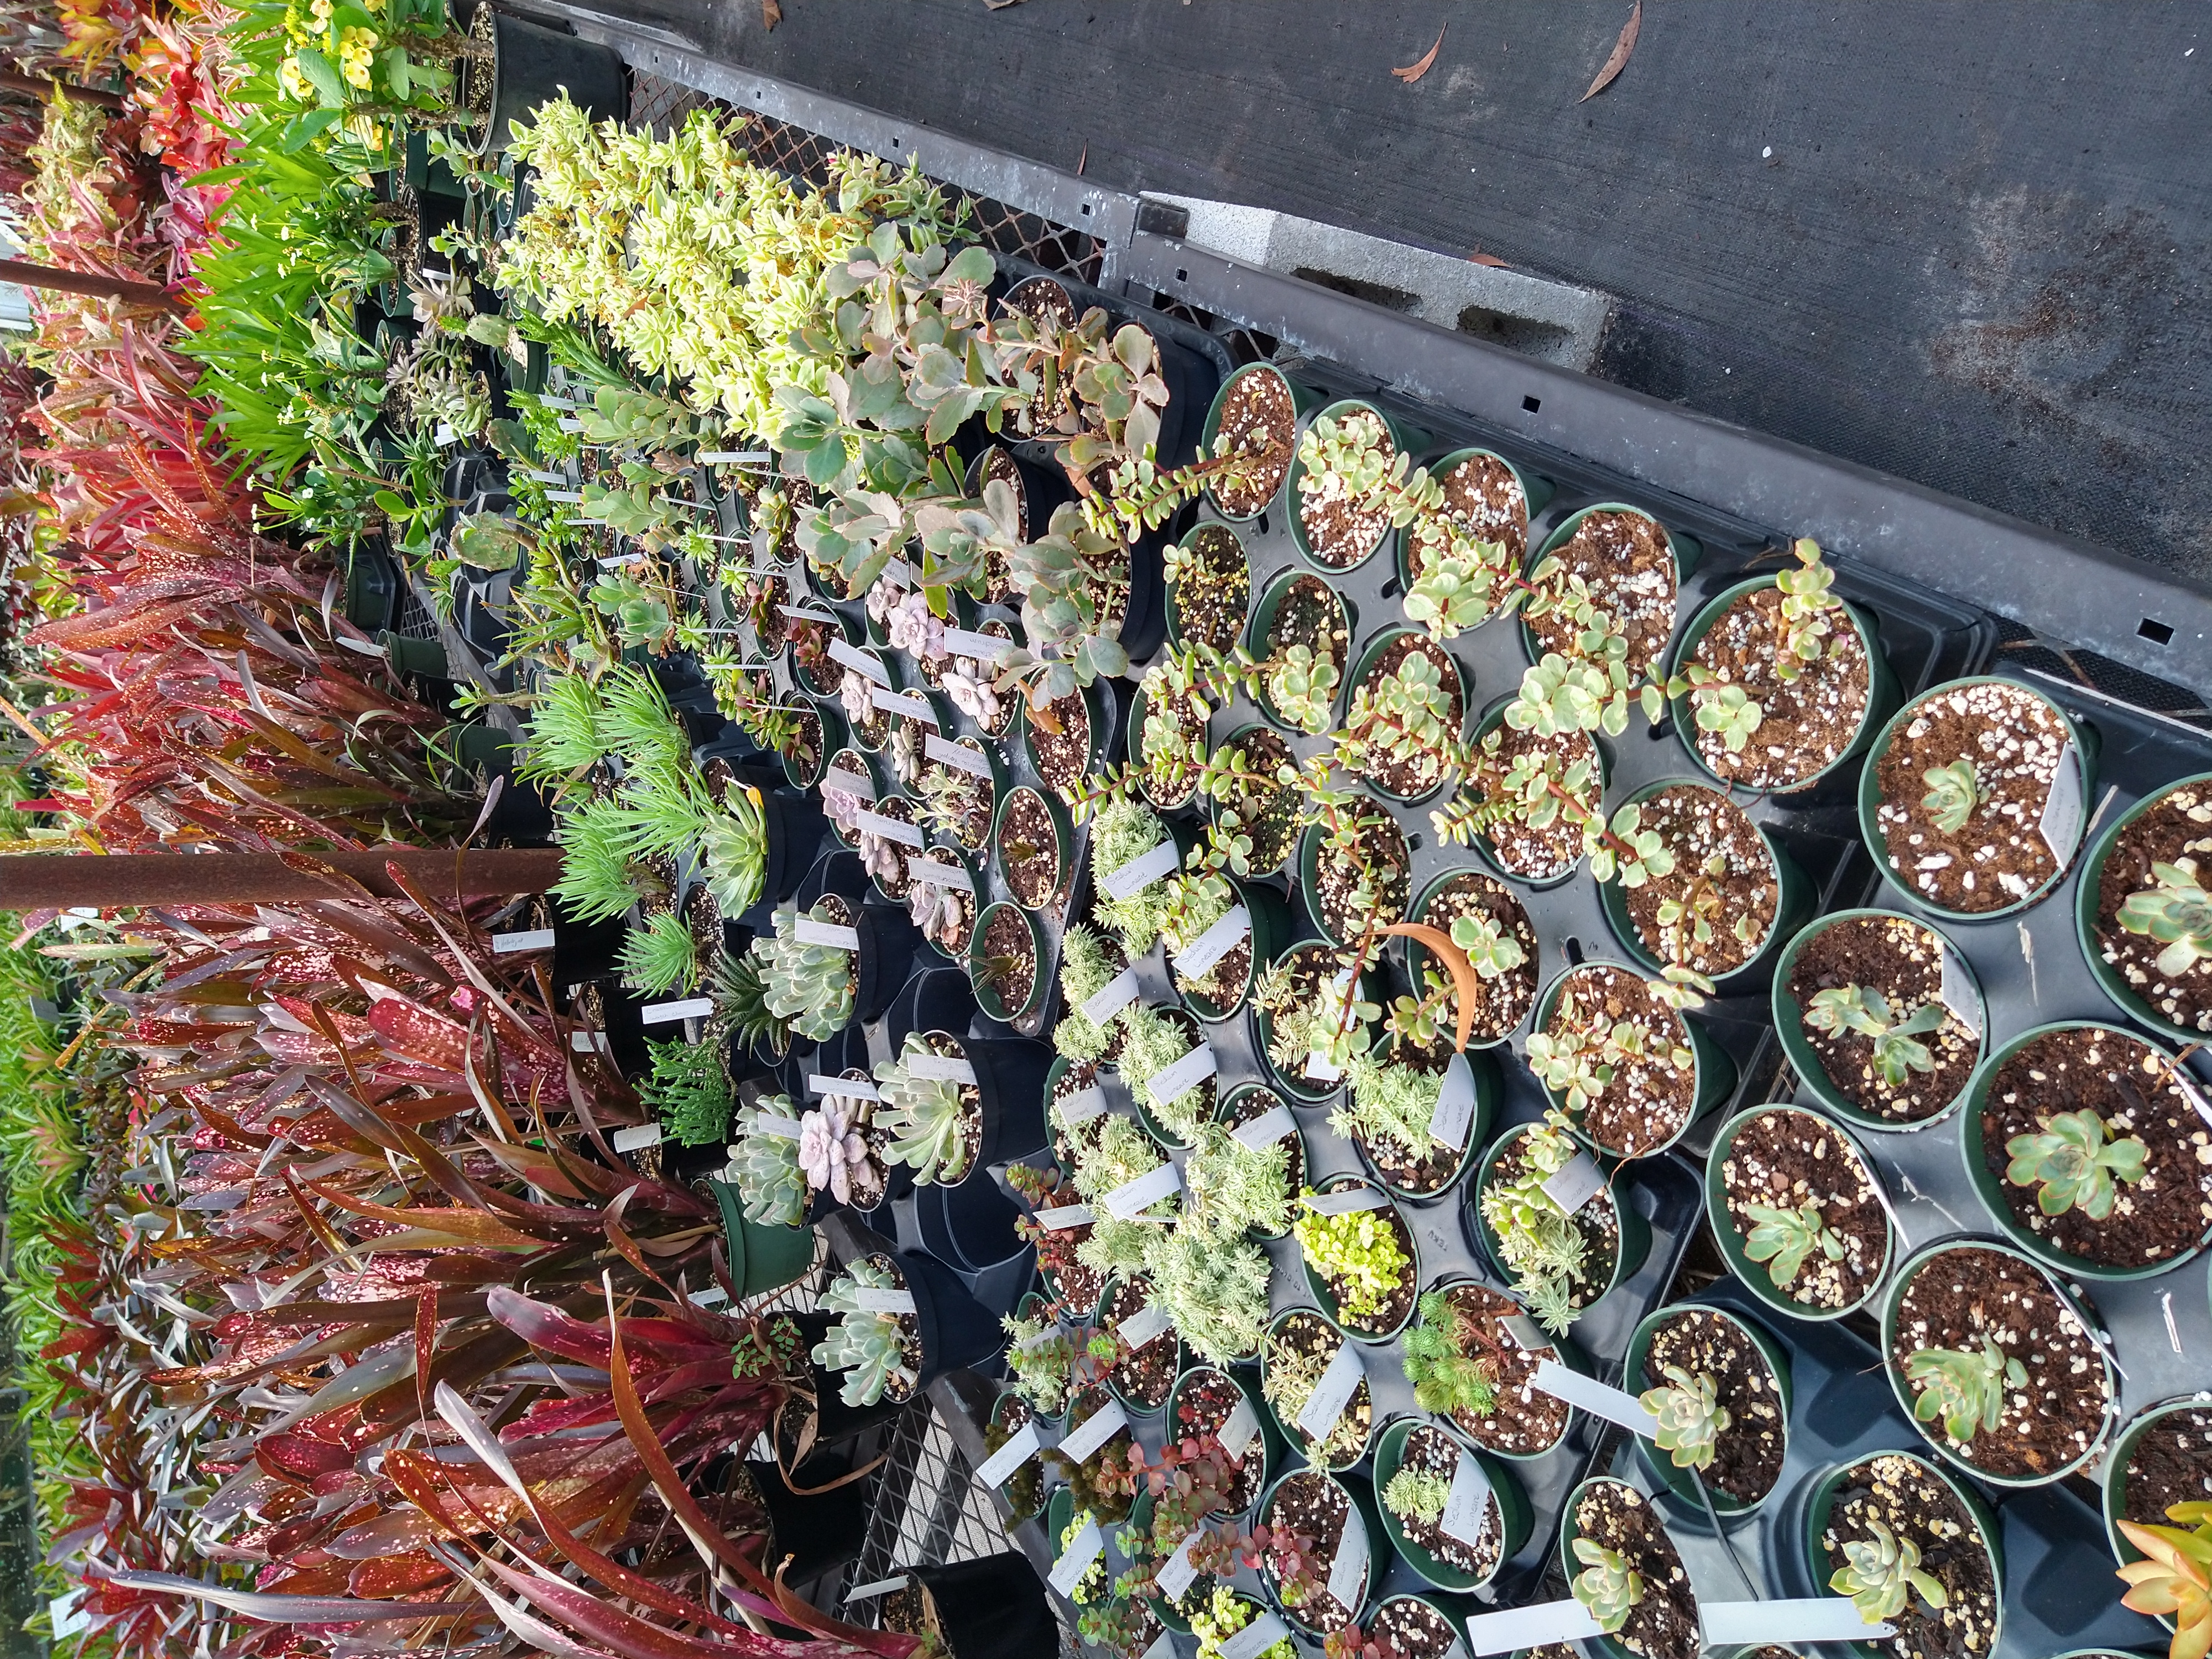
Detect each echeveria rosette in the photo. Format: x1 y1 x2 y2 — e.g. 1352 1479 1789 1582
798 1099 869 1204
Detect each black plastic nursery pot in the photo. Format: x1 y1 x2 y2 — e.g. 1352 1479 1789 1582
796 851 920 1024
1370 1418 1530 1593
2074 769 2212 1046
1469 1121 1652 1301
1529 962 1737 1157
759 787 828 911
1284 398 1431 573
891 1244 1007 1383
778 1309 911 1449
967 901 1049 1025
1197 361 1323 524
741 1454 866 1584
706 1178 816 1298
473 11 628 156
906 1553 1056 1659
885 967 980 1052
1799 1449 2005 1659
1621 1300 1793 1516
1175 877 1291 1024
1701 1104 1896 1323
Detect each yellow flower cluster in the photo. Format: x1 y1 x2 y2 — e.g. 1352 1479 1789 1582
337 24 377 90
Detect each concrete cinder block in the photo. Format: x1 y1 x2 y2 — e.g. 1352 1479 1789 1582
1142 192 1613 372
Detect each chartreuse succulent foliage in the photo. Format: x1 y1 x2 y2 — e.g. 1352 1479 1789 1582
2005 1108 2148 1219
814 1258 916 1407
748 902 857 1042
1292 1191 1409 1322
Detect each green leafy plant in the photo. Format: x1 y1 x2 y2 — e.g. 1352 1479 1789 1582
1293 1193 1409 1321
750 903 857 1042
813 1258 915 1406
1338 647 1460 792
1921 759 1980 833
1329 1051 1442 1166
1525 980 1694 1119
1191 1587 1295 1659
638 1038 732 1147
1053 922 1128 1064
1264 643 1340 736
1089 796 1178 952
1478 1113 1592 1334
1902 1334 2025 1444
1402 537 1511 640
1804 984 1948 1086
1180 1121 1291 1239
2117 859 2212 979
1400 1290 1499 1418
1140 1217 1275 1366
1741 1200 1848 1290
1381 1468 1451 1528
2004 1108 2149 1219
1639 1364 1729 1472
1691 681 1764 753
1261 1322 1368 1466
1771 537 1844 681
875 1035 974 1185
1569 1537 1644 1634
617 910 702 995
1001 1312 1114 1416
1118 1001 1211 1145
1832 1517 1948 1624
727 1100 806 1225
710 949 787 1055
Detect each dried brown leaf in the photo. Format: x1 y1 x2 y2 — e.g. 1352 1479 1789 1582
1393 23 1446 83
1579 0 1641 102
1469 251 1509 268
761 0 780 27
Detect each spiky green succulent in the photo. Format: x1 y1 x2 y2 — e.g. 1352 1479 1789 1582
728 1098 806 1225
2005 1108 2148 1219
750 903 856 1042
875 1034 973 1185
638 1038 732 1147
711 949 788 1054
814 1259 914 1407
618 910 701 994
1401 1290 1498 1417
1381 1468 1451 1528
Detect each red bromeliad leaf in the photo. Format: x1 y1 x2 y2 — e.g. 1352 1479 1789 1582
347 1552 452 1599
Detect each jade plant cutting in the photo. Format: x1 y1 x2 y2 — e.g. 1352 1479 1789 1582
813 1258 917 1406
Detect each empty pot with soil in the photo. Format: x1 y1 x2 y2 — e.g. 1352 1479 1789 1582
1373 1418 1529 1593
1705 1104 1895 1321
1199 362 1315 521
1020 680 1109 806
1559 1476 1700 1659
1624 1302 1792 1515
1597 780 1810 986
1165 520 1251 653
2077 769 2212 1041
1803 1449 2003 1659
1859 675 2096 917
967 900 1047 1024
995 784 1072 911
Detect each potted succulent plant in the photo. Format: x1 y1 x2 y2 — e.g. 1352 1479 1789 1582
2077 771 2212 1043
1160 862 1287 1024
1396 446 1550 638
1881 1237 2117 1485
1859 676 2096 918
1021 680 1112 805
2103 1394 2212 1650
1287 400 1430 571
1373 1418 1528 1593
1198 362 1315 521
1293 1177 1422 1343
1165 1363 1280 1517
1000 1291 1098 1425
1961 1021 2212 1280
1295 789 1413 948
1216 1083 1306 1238
909 731 1004 857
1401 1280 1580 1460
1052 922 1135 1068
1594 780 1811 986
1097 1276 1182 1415
1188 1588 1296 1659
968 900 1048 1024
1773 908 1986 1132
1520 504 1696 686
1402 869 1541 1047
1803 1450 2004 1659
1624 1302 1792 1515
1441 690 1610 888
1165 521 1251 653
1045 1381 1141 1524
1204 723 1302 878
1342 1594 1473 1659
1527 961 1734 1159
1559 1477 1699 1659
1259 1306 1374 1473
874 1026 1047 1193
1337 625 1471 805
1245 568 1352 737
705 1168 816 1302
1128 646 1219 812
1472 1114 1649 1335
996 783 1073 911
1253 1465 1388 1637
810 1248 1002 1407
983 1390 1045 1523
907 836 980 962
1120 1001 1219 1148
1704 1104 1896 1322
1010 1155 1107 1319
722 1096 810 1229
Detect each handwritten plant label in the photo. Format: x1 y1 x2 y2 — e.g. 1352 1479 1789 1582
1058 1399 1129 1464
1103 1161 1182 1219
942 626 1013 664
1056 1086 1108 1123
1173 905 1250 981
700 450 772 466
854 810 925 848
974 1421 1042 1488
1146 1042 1217 1110
907 1053 977 1085
640 997 713 1025
1701 1600 1893 1645
1460 1601 1605 1655
1531 1358 1660 1437
793 917 862 951
925 733 993 778
1325 1501 1368 1612
570 1030 611 1053
1428 1051 1479 1151
491 927 556 954
1047 1515 1104 1598
1033 1202 1094 1230
822 767 877 800
1218 1394 1260 1463
544 488 583 501
827 638 890 686
523 468 568 485
1541 1151 1606 1215
1079 968 1142 1026
1302 1183 1389 1215
809 1073 879 1102
870 686 936 724
1501 1312 1551 1353
1439 1446 1494 1547
1295 1339 1364 1442
1140 1631 1177 1659
909 857 974 891
1218 1610 1292 1659
1119 1302 1173 1350
1098 839 1178 901
1231 1102 1298 1150
849 1287 916 1317
611 1124 663 1153
1155 1529 1204 1602
2039 740 2085 862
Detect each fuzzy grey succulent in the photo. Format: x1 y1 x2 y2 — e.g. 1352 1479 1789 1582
751 902 857 1042
875 1034 973 1185
728 1098 807 1227
814 1258 915 1406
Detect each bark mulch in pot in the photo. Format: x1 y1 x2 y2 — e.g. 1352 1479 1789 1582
2124 1406 2212 1525
1347 633 1464 799
1431 1282 1573 1457
1175 1368 1264 1512
1471 721 1599 881
1528 510 1677 679
1570 1480 1697 1659
977 904 1038 1015
1544 964 1699 1155
1718 1108 1889 1312
1487 1130 1623 1312
1171 522 1250 651
1618 785 1780 977
1370 1597 1456 1659
1312 814 1411 942
1874 681 2075 912
1405 452 1530 578
1027 690 1093 801
1103 1278 1176 1410
1889 1244 2111 1480
1212 369 1297 517
2091 778 2212 1033
1637 1308 1786 1506
1685 584 1872 791
1977 1026 2212 1270
1786 914 1979 1123
999 789 1063 908
1262 1471 1364 1632
1299 408 1395 567
1818 1453 1999 1659
1392 1424 1505 1580
1414 871 1539 1042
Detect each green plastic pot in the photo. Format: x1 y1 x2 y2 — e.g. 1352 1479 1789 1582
1254 940 1384 1106
706 1178 816 1297
1297 1175 1422 1342
1622 1301 1793 1515
1129 1005 1214 1151
2075 770 2212 1046
1519 503 1701 669
1392 446 1553 601
1470 1121 1651 1302
1667 575 1902 795
1286 398 1432 572
1296 816 1413 949
1341 624 1473 806
1557 1474 1692 1659
1703 1103 1895 1321
1167 1361 1282 1515
988 1387 1047 1520
968 901 1048 1023
1856 675 2100 921
1198 362 1323 523
1175 877 1291 1024
1099 1276 1185 1418
1126 678 1206 813
1530 962 1738 1157
1164 520 1252 653
994 784 1073 914
782 702 847 791
1018 679 1110 804
1246 566 1354 737
1258 1305 1374 1472
1217 1082 1310 1240
1404 867 1540 1050
1959 1020 2212 1280
1463 693 1612 890
1044 1486 1115 1608
1353 1050 1495 1209
1207 721 1302 878
1007 1290 1070 1428
1770 907 1986 1134
1594 779 1814 989
1371 1418 1529 1592
1799 1449 2004 1659
2103 1395 2212 1626
1879 1236 2118 1486
1257 1464 1389 1635
1416 1277 1589 1462
916 837 985 963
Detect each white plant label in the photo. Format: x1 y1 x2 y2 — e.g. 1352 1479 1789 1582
641 997 714 1025
611 1124 663 1153
1460 1601 1605 1654
828 638 890 686
1232 1102 1298 1150
1033 1202 1094 1230
843 1574 909 1601
1295 1339 1364 1442
822 767 877 801
1140 1631 1178 1659
2039 740 2085 861
810 1073 879 1102
1218 1394 1260 1463
1079 968 1142 1026
1532 1358 1661 1437
1058 1399 1129 1464
909 857 974 892
1325 1501 1368 1613
1218 1611 1292 1659
942 626 1013 665
907 1053 977 1085
1428 1051 1479 1151
793 917 862 951
688 1284 728 1308
974 1421 1042 1488
491 928 556 954
925 733 994 778
1104 1161 1183 1219
1938 947 1979 1025
1173 905 1250 982
1501 1312 1551 1353
1440 1446 1494 1547
1541 1151 1606 1215
435 422 459 446
1056 1086 1108 1123
523 468 568 485
700 450 772 465
849 1288 916 1317
1098 839 1178 901
544 488 583 501
1119 1302 1173 1350
2170 1066 2212 1131
750 1114 805 1139
1701 1599 1893 1645
870 687 936 724
570 1030 610 1053
1155 1531 1204 1604
1047 1516 1104 1598
556 418 586 434
885 555 915 587
1146 1043 1217 1111
1304 1046 1344 1083
854 810 925 848
778 603 838 626
1302 1184 1389 1215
